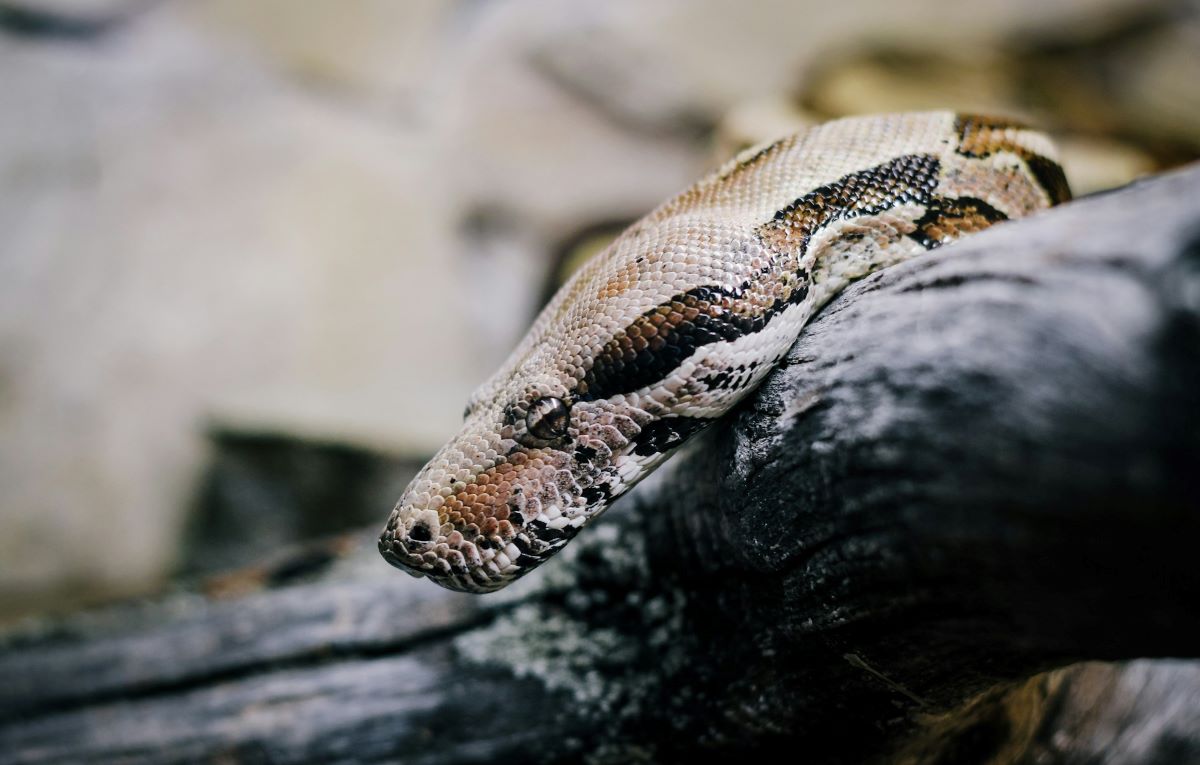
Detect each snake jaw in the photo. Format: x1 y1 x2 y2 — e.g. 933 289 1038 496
377 515 530 593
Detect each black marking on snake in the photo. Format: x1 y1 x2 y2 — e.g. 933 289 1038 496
577 282 804 401
1023 155 1072 206
631 416 713 457
702 370 733 390
700 361 760 392
510 539 572 575
758 154 943 268
574 444 598 463
509 534 558 566
581 485 609 504
408 523 433 542
764 153 941 235
577 154 943 403
526 519 574 542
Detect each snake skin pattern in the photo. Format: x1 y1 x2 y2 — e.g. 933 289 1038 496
380 111 1070 593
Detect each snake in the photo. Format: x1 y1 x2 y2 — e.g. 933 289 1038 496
378 111 1071 593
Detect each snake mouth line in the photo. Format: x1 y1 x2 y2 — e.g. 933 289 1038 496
377 532 529 593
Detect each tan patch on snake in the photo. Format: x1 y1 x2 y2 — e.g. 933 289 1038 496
440 450 561 537
955 115 1072 206
650 133 801 221
597 258 643 301
910 195 1009 248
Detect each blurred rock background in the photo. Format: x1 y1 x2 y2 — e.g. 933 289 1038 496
0 0 1196 620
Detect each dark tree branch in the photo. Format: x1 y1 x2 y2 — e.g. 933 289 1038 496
2 165 1199 764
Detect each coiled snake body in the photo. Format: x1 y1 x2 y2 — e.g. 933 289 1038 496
380 111 1070 593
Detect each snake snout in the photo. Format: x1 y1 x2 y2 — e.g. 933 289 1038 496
378 489 528 593
379 423 590 593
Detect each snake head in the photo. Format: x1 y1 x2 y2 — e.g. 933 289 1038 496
378 377 682 593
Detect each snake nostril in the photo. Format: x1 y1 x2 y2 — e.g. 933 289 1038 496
408 523 433 543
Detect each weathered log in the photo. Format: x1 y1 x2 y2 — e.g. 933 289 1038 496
1 165 1198 764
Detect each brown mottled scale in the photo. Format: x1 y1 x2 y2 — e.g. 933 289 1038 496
380 111 1070 593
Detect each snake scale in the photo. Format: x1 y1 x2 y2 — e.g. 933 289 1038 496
379 111 1071 593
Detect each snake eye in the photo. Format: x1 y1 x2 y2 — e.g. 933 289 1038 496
526 396 570 440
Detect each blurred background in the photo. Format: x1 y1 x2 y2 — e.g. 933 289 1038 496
0 0 1197 621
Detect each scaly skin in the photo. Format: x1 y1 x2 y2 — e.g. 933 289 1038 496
379 111 1071 593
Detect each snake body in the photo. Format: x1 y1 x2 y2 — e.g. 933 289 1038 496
379 111 1070 593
